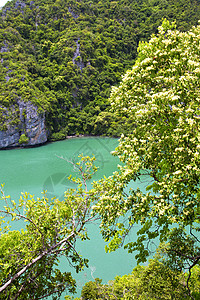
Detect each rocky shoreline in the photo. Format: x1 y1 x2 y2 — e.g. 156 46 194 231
0 100 47 149
0 132 113 150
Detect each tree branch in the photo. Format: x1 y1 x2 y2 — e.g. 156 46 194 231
0 232 75 293
186 255 200 299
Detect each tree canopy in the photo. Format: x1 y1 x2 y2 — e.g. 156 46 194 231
79 261 200 300
0 155 98 299
93 20 200 291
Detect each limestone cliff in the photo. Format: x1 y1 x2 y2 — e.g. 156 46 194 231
0 100 47 149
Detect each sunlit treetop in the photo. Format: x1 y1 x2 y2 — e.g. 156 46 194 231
93 20 200 271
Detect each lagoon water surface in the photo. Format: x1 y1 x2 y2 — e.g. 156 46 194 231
0 137 149 297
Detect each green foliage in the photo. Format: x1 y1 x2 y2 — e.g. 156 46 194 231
18 133 29 144
93 20 200 282
50 131 66 141
81 278 103 300
0 155 99 299
78 260 200 299
1 0 200 138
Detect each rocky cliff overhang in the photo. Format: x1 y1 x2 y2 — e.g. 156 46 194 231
0 100 47 149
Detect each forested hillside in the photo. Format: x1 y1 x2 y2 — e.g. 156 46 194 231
0 0 200 147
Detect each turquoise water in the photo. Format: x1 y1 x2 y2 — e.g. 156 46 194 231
0 137 149 297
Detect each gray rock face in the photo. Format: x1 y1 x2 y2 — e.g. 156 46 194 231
1 42 8 53
0 100 47 149
15 0 26 11
68 7 79 19
72 39 84 71
0 127 20 148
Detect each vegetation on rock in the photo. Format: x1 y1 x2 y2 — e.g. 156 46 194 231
1 0 200 139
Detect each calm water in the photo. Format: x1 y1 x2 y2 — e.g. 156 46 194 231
0 137 149 297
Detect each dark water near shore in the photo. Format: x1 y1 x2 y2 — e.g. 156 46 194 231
0 137 149 297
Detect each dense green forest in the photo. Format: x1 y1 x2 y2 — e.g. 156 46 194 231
1 0 200 141
78 261 200 300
